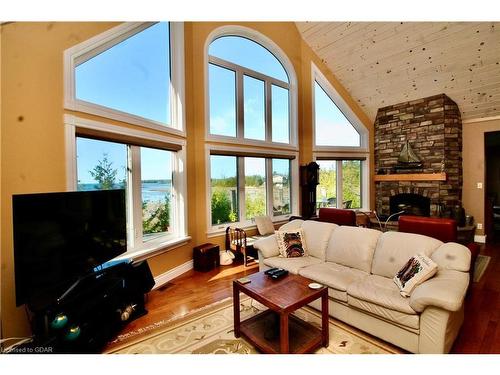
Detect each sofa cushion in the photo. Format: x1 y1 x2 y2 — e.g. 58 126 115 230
276 228 308 258
394 254 438 297
278 219 304 231
301 220 338 261
298 262 369 302
262 256 322 274
347 296 420 330
430 242 471 272
371 231 443 278
326 226 382 273
347 274 417 315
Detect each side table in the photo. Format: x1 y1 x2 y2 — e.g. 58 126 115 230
457 224 476 245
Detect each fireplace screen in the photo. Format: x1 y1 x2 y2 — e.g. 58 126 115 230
390 193 431 217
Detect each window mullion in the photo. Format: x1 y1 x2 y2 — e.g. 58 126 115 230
266 158 273 217
238 157 246 222
336 160 343 209
130 146 143 248
236 70 244 139
265 80 272 143
170 153 178 237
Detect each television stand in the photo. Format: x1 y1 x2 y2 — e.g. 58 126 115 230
28 260 154 353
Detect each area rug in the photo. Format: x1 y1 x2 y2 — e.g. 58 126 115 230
473 254 491 282
107 297 402 354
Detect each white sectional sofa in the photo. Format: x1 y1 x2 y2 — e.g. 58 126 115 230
253 219 471 354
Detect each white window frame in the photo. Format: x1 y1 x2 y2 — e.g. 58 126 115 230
313 152 370 212
204 26 298 150
63 22 185 137
312 63 369 152
64 114 190 262
205 144 299 236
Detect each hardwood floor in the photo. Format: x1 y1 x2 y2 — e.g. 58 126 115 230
107 244 500 354
451 242 500 353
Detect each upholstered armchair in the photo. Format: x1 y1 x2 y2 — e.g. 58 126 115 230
317 207 357 226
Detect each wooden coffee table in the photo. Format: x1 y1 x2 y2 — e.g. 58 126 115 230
233 271 329 354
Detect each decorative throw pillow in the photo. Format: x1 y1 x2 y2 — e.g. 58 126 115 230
275 229 308 258
254 215 275 236
393 253 438 297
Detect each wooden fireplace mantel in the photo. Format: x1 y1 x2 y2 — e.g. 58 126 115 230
374 172 447 182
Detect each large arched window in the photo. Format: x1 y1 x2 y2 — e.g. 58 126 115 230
205 28 299 233
207 33 296 146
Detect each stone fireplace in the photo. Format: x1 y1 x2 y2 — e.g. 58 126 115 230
374 93 462 218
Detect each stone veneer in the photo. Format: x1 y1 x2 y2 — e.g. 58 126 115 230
374 93 462 216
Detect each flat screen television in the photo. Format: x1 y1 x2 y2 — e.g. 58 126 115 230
12 189 127 310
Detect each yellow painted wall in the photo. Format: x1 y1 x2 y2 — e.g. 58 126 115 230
0 21 372 339
463 118 500 237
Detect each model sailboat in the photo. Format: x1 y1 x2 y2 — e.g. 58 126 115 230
395 141 423 170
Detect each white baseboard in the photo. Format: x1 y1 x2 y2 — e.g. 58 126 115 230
474 235 486 244
153 260 193 290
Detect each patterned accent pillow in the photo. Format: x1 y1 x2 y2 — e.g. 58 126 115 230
275 229 308 258
393 253 438 297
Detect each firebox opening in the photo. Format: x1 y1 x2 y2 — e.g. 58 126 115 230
389 193 431 219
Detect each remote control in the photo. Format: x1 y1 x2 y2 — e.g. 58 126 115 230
267 268 284 277
271 269 288 279
265 267 280 276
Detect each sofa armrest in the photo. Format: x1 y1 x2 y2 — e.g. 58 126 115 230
253 234 279 259
409 269 469 313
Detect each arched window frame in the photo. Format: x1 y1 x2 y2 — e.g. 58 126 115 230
204 26 299 235
63 22 185 136
204 26 298 150
312 62 369 152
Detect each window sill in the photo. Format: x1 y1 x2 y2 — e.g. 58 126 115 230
113 235 192 263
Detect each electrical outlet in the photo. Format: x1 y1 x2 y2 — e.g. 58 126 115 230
477 182 483 189
477 223 483 230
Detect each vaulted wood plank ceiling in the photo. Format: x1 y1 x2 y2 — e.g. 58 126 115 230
296 22 500 122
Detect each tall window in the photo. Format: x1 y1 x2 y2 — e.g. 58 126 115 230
210 155 292 228
316 159 362 210
66 22 187 256
76 137 178 248
312 63 368 210
65 22 184 133
206 29 297 232
208 36 291 144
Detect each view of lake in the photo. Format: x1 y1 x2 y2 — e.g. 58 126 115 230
78 181 171 202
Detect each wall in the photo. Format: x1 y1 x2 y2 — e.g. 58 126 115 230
0 22 371 339
463 117 500 236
